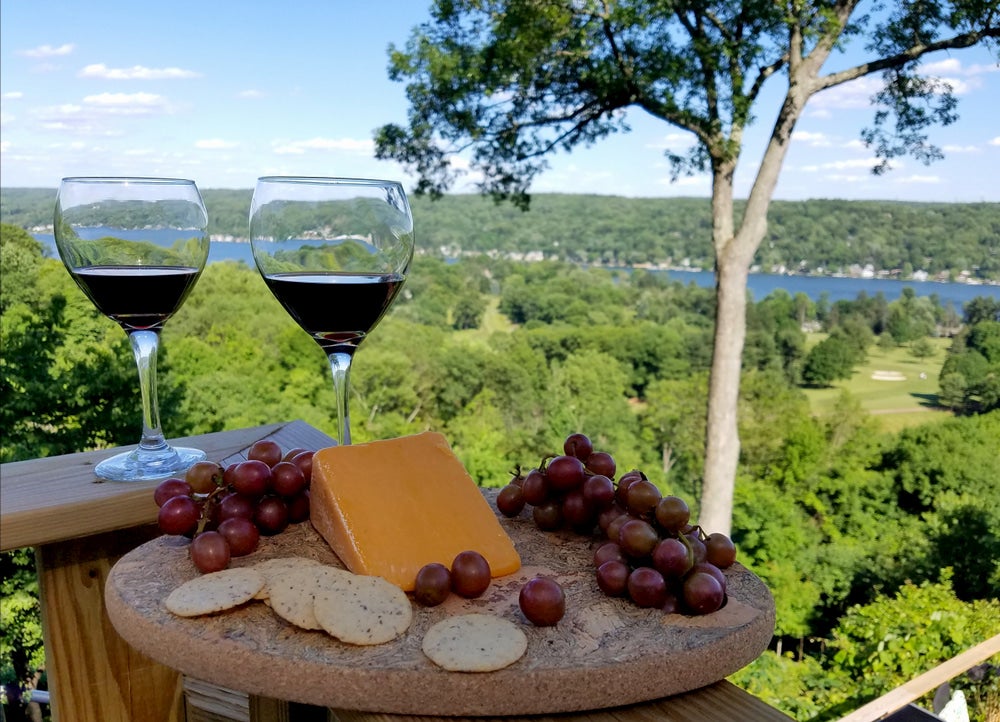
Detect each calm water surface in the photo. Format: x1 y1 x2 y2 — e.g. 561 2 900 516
36 235 998 310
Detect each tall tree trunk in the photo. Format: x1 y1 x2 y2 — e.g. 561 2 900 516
700 247 748 536
698 62 818 534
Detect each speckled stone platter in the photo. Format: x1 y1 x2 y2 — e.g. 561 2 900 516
106 491 775 716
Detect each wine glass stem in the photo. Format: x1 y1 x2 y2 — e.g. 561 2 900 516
328 351 353 446
129 329 169 452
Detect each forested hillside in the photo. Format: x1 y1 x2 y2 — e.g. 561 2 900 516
3 188 999 280
2 221 998 719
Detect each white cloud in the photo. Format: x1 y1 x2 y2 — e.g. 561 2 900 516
272 137 374 155
3 91 24 99
811 76 882 111
19 43 74 58
78 63 201 80
896 174 941 184
238 89 263 98
196 139 239 149
646 132 697 150
792 131 832 147
82 92 169 114
941 144 979 153
0 140 10 153
990 137 1000 147
802 158 886 172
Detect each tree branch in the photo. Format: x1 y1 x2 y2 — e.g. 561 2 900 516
816 27 1000 92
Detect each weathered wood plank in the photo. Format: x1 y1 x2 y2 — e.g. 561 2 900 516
1 421 332 551
1 424 281 551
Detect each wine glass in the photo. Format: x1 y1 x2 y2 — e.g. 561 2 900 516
54 177 210 481
249 177 414 446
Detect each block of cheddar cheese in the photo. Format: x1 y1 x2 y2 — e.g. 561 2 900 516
309 431 521 591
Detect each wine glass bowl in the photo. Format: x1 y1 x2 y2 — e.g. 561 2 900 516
54 177 210 481
250 177 414 446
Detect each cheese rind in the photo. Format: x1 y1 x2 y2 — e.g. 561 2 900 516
309 432 521 591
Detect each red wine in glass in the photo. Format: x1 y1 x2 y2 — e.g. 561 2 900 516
54 177 210 481
262 272 405 353
70 265 201 330
250 176 414 447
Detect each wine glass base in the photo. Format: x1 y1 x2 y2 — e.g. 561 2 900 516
94 445 207 482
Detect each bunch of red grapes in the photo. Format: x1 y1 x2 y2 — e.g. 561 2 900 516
154 440 314 573
495 433 737 616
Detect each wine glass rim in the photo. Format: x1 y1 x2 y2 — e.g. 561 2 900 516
256 175 403 188
60 176 198 185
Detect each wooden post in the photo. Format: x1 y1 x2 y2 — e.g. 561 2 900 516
36 525 184 722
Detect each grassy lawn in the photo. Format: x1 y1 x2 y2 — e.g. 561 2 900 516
801 335 954 432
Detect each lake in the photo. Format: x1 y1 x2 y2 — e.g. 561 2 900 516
34 235 999 310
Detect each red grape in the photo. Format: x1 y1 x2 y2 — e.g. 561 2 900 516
248 439 283 467
627 567 668 608
154 478 192 507
270 461 307 497
231 460 270 497
682 572 725 614
190 531 231 573
286 490 310 523
652 537 693 579
496 484 526 517
546 455 585 492
521 468 549 506
604 512 634 544
655 495 690 533
519 577 566 626
615 470 643 507
596 560 629 597
689 562 727 592
451 551 491 598
217 517 260 557
561 489 594 530
185 461 224 495
282 447 308 462
414 562 452 606
618 518 659 558
705 532 737 568
290 450 314 486
563 433 593 461
585 451 616 478
625 479 662 517
532 501 563 531
593 541 626 568
661 591 682 614
686 532 708 564
217 492 255 522
254 496 289 535
582 474 615 510
158 495 200 536
597 504 626 532
223 462 240 487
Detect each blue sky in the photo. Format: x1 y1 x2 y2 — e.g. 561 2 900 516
1 1 998 202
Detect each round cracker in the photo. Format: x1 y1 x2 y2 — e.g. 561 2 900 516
422 614 527 672
165 567 265 617
251 556 322 600
313 574 413 645
268 564 352 630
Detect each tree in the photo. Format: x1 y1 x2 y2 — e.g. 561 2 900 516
802 333 858 387
374 0 999 535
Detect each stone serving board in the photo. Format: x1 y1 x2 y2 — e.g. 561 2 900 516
105 491 775 717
